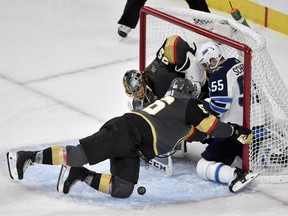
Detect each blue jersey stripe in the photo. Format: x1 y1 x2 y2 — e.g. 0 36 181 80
210 102 229 114
215 163 225 183
212 97 233 103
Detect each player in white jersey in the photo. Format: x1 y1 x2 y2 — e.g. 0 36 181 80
196 41 244 125
194 41 245 184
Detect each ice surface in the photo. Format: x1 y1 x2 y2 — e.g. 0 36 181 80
0 1 287 215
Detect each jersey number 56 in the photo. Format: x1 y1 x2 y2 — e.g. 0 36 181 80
143 96 175 115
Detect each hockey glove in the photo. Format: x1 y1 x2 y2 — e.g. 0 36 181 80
229 122 252 145
200 134 213 144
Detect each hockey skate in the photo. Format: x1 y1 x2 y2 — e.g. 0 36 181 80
229 168 259 193
6 151 35 180
57 165 89 194
118 25 131 38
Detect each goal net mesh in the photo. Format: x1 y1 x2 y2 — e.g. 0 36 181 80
140 7 288 183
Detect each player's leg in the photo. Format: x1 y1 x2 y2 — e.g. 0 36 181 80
185 0 210 13
57 117 140 197
201 137 242 166
58 156 140 198
117 0 147 37
7 144 89 180
197 137 259 192
109 156 140 198
196 158 235 184
196 158 259 192
57 165 113 195
8 116 137 180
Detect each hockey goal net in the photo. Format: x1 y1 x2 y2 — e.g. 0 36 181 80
139 6 288 183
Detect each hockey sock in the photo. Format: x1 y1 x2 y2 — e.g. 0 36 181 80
197 158 235 184
35 146 67 165
86 173 112 194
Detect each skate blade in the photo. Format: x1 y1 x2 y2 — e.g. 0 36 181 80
231 172 259 192
6 152 19 180
57 165 70 193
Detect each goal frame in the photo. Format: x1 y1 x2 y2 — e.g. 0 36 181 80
139 6 252 171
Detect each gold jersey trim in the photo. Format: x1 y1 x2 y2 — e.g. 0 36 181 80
164 35 180 65
196 115 218 134
131 112 158 156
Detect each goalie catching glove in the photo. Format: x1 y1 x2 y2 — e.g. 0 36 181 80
229 122 252 144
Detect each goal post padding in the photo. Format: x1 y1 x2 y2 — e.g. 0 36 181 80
139 6 288 183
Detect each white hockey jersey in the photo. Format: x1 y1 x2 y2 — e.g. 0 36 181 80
175 51 207 98
203 57 244 125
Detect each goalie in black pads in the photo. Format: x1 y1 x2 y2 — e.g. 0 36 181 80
123 34 207 170
123 35 208 111
7 78 257 198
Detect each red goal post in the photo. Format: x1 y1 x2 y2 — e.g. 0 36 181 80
139 6 288 183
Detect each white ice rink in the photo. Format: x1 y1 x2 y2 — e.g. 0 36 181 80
0 0 288 215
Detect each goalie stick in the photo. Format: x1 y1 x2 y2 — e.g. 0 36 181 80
139 151 173 176
139 140 187 176
148 156 173 176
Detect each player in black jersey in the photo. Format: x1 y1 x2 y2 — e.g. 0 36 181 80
123 35 208 110
123 35 209 157
7 78 255 198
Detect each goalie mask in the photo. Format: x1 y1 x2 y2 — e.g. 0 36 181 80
123 69 147 101
196 41 222 70
167 77 200 98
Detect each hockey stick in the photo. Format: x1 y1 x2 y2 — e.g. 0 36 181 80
148 156 173 176
140 140 187 176
139 151 173 176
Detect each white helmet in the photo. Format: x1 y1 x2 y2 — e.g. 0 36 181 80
196 41 222 70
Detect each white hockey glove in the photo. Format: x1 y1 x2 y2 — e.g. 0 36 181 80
176 51 207 87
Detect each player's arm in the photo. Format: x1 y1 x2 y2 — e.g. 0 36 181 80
202 97 221 116
186 98 252 144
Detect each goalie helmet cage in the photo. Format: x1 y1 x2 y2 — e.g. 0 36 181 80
139 6 288 183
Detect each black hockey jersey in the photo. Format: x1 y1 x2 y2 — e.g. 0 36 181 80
124 91 234 158
144 58 185 100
